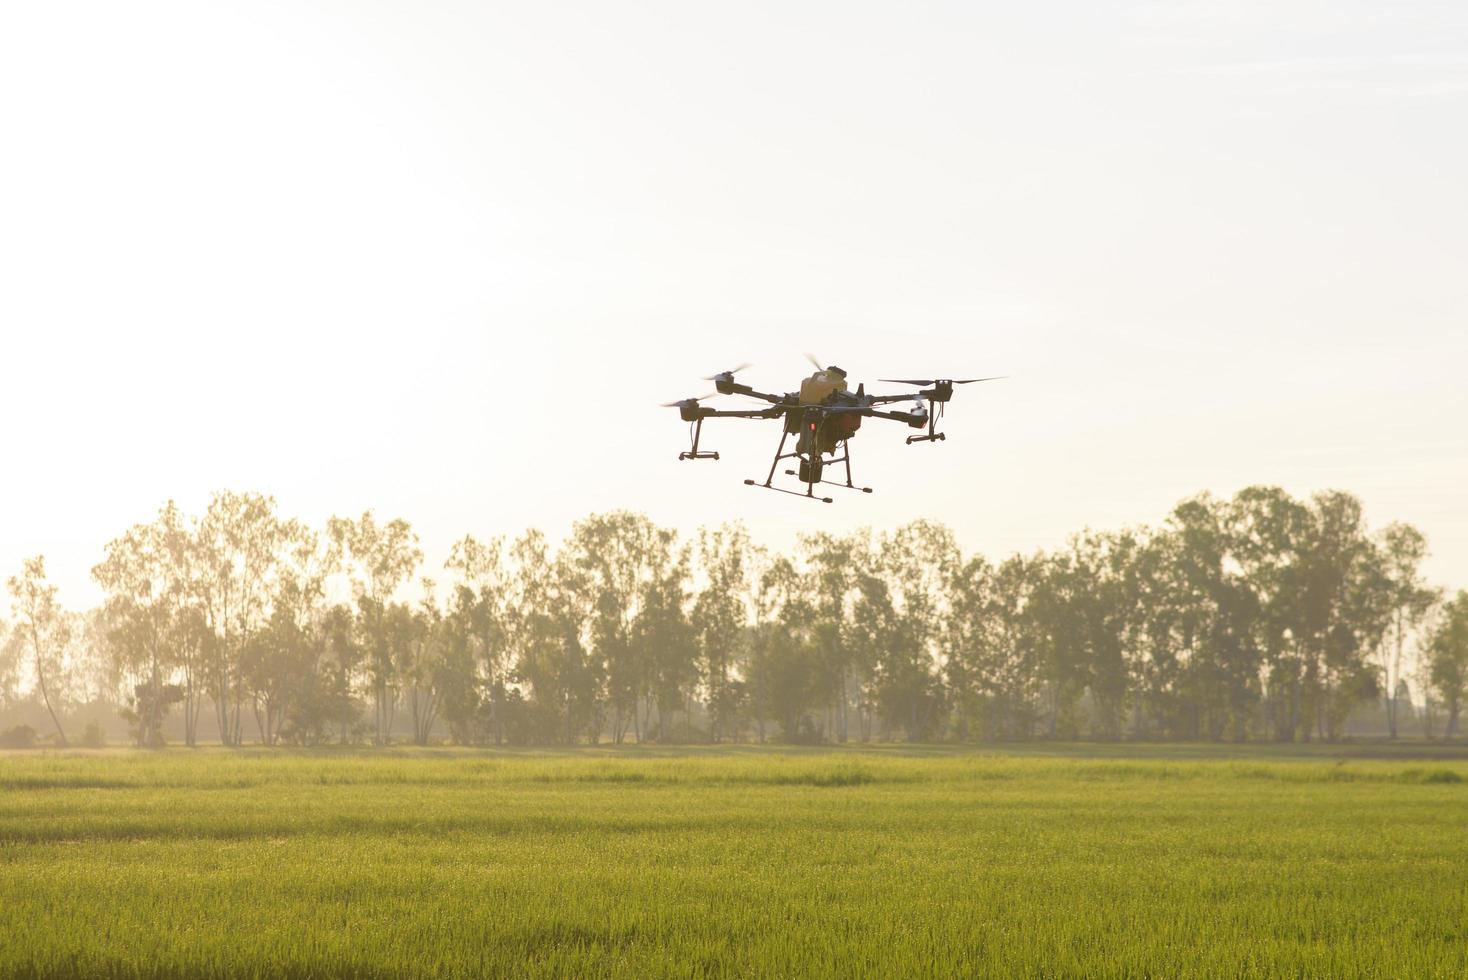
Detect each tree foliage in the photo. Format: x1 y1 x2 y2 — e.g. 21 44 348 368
7 485 1459 745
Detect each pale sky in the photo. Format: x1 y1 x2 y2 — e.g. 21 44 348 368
2 0 1465 608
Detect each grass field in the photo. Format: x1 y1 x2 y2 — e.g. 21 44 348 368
3 744 1468 978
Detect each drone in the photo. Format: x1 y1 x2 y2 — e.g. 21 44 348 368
662 355 1003 503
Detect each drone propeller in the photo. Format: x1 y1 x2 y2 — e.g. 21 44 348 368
879 376 1008 386
702 363 753 381
659 391 718 407
804 352 824 371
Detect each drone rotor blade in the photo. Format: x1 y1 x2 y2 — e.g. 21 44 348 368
879 376 1008 386
804 352 824 371
659 391 718 406
701 362 752 381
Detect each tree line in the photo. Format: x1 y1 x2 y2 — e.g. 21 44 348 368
3 487 1467 748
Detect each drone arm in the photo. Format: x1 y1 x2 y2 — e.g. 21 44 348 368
866 392 930 405
867 408 928 428
697 407 786 419
719 381 786 404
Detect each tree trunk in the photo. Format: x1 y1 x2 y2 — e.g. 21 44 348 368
485 631 502 746
35 654 68 747
183 667 198 747
1288 671 1302 743
838 666 849 743
214 681 231 746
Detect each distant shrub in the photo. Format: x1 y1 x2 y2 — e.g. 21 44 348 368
575 770 649 783
0 724 39 749
81 721 106 748
1423 770 1463 784
1406 768 1464 784
783 716 825 745
761 767 879 787
120 682 184 747
1392 767 1465 784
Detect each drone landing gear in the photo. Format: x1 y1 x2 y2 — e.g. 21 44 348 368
678 417 720 461
783 442 872 493
743 479 833 504
745 431 827 504
744 431 873 503
905 401 949 444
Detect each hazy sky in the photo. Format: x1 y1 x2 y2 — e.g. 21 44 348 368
2 0 1465 607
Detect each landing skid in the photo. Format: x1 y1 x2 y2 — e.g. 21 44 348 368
746 428 868 503
744 479 833 504
782 471 872 494
678 417 720 460
905 404 948 444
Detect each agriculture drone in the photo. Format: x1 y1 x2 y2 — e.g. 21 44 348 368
662 355 1003 503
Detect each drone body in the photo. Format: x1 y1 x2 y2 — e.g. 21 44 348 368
663 357 1002 503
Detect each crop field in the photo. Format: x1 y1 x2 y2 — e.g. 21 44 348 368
3 745 1468 978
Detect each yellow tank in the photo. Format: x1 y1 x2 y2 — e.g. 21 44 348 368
799 369 848 405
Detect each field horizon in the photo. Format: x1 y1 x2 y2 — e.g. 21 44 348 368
10 735 1468 761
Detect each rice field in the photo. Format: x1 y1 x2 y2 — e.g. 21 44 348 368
2 744 1467 978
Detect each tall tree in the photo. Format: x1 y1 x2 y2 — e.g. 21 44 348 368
444 534 510 744
284 602 364 746
328 511 422 743
748 554 824 742
693 524 752 742
741 545 788 743
241 606 302 746
0 616 18 709
1026 553 1090 739
563 512 678 743
511 538 595 745
1373 522 1439 738
799 531 866 742
864 522 956 741
633 546 696 742
1298 492 1389 740
945 554 1046 740
400 588 445 746
1161 496 1265 741
196 491 289 745
93 507 183 747
1227 486 1310 741
435 586 484 745
1425 592 1468 738
153 502 209 745
260 522 336 745
6 556 71 745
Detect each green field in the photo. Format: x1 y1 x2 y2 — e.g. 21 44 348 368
3 745 1467 978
